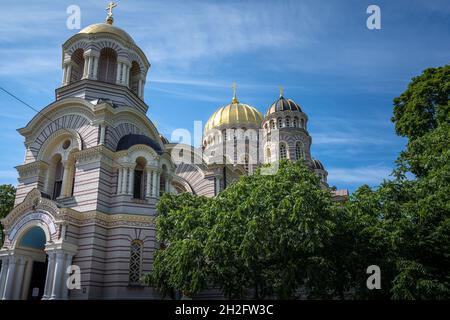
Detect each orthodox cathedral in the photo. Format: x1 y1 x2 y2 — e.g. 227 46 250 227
0 5 347 300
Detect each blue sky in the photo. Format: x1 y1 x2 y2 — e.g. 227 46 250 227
0 0 449 192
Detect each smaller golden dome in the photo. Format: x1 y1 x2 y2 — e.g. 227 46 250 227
205 102 263 132
78 23 135 44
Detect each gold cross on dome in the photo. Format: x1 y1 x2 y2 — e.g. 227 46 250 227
107 1 117 16
106 1 117 24
232 82 238 104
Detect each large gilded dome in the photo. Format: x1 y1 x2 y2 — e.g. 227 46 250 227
204 97 263 132
78 23 135 44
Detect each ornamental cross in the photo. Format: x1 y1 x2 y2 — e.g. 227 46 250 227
106 1 117 18
232 82 238 103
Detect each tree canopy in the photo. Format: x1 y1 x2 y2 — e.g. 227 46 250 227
0 184 16 246
145 64 450 300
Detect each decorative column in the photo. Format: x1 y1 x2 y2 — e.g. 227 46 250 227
152 170 157 197
92 56 99 80
116 62 123 84
215 177 221 195
59 161 71 198
20 258 33 300
50 252 65 299
117 168 123 194
2 257 16 300
0 257 9 299
62 254 74 300
127 165 135 196
82 55 89 79
121 167 128 195
125 65 131 87
165 176 170 193
82 50 99 80
99 124 106 145
145 168 152 199
42 252 56 300
12 257 26 300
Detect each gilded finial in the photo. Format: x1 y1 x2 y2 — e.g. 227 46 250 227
106 1 117 25
279 86 284 97
232 82 239 104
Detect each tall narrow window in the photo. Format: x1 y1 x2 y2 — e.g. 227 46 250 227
53 161 63 200
293 117 298 128
286 117 290 127
133 158 146 199
70 49 85 83
277 117 283 128
279 143 287 160
295 141 305 160
98 48 117 84
301 118 305 129
271 120 276 129
129 240 143 285
129 61 140 94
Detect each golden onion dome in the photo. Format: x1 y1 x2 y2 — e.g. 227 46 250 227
204 101 263 132
78 23 135 44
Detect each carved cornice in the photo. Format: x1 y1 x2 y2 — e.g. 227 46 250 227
15 161 49 180
59 208 153 228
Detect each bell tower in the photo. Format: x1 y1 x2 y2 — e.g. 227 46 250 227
56 3 150 113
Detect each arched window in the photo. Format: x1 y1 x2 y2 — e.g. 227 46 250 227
271 120 276 129
301 118 305 129
133 157 146 199
98 48 117 84
129 240 143 285
279 143 287 160
277 117 283 128
51 154 63 200
70 49 85 83
285 117 290 127
293 117 298 127
295 141 305 160
129 61 140 95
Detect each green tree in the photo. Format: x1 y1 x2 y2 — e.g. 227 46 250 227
0 184 16 246
205 160 335 299
392 65 449 141
348 65 450 299
144 192 211 298
146 161 338 299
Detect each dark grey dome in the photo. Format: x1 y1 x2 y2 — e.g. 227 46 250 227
312 159 325 170
266 96 302 117
116 134 163 154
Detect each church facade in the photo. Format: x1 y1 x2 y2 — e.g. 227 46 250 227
0 10 345 300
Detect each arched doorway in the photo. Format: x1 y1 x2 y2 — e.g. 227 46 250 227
16 226 48 300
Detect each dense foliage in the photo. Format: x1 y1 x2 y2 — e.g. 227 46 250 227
145 65 449 299
0 184 16 246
